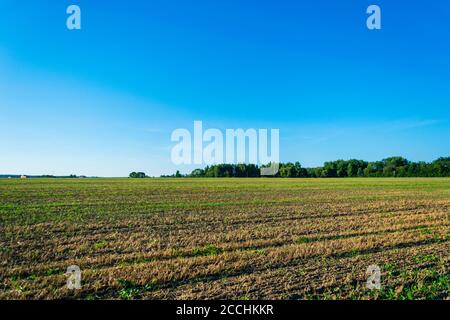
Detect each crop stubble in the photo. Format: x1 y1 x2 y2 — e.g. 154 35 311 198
0 178 448 299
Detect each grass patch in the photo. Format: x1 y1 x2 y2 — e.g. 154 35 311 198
94 240 108 250
295 236 312 244
45 268 62 276
192 244 223 256
117 279 157 300
413 253 439 264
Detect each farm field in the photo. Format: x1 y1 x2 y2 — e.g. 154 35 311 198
0 178 449 300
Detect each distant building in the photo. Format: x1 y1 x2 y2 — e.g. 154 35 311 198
20 175 28 179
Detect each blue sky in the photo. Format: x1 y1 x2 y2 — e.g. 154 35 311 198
0 0 449 176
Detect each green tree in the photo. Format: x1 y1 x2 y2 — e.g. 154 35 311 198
129 172 146 178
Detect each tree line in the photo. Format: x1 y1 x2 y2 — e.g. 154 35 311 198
165 157 450 178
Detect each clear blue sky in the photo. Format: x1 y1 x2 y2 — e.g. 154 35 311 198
1 0 449 176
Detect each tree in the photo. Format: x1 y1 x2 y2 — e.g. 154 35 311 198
322 162 337 177
279 163 296 177
382 156 409 168
190 169 205 177
347 159 367 177
129 172 146 178
364 161 383 177
235 164 248 177
357 168 364 177
432 157 450 177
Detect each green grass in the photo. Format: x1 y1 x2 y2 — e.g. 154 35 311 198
94 240 108 250
192 244 223 256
